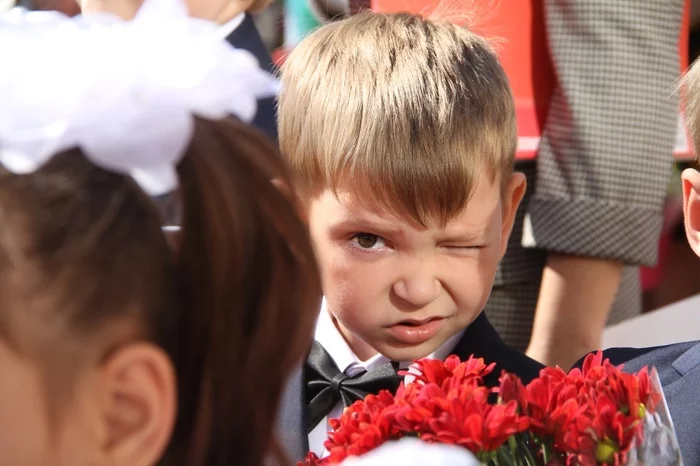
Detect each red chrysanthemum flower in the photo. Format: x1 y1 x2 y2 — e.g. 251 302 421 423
562 395 643 466
524 367 581 442
408 355 496 388
296 353 664 466
578 352 660 420
323 390 398 463
395 378 529 454
299 452 326 466
498 372 528 411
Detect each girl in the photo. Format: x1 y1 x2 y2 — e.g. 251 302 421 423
0 3 320 466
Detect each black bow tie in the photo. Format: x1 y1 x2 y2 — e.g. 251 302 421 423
305 341 400 433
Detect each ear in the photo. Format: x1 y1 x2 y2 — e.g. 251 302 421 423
500 172 527 258
681 168 700 257
98 343 176 466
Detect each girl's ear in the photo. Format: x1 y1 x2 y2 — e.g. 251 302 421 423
98 343 176 466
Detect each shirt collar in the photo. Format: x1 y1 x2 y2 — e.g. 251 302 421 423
216 12 246 41
314 298 465 373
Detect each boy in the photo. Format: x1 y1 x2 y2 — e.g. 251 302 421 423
569 60 700 466
277 11 544 459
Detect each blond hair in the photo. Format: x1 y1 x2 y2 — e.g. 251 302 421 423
279 11 516 227
684 59 700 156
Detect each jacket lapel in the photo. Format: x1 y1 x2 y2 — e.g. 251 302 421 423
225 14 275 73
225 14 278 142
663 342 700 466
450 312 544 387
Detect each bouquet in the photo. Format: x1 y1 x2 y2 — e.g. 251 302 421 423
300 352 683 465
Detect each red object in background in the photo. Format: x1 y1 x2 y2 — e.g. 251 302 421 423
272 48 288 67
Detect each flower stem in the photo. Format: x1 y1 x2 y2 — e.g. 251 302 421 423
522 442 537 466
541 443 549 464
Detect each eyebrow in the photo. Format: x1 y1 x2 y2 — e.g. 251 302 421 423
332 217 489 242
331 217 408 238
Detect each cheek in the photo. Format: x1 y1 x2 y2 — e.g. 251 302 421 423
319 254 391 328
320 251 390 305
446 250 501 309
0 343 99 466
0 358 52 465
309 232 365 292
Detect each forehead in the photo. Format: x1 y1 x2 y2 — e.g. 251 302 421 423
310 175 502 234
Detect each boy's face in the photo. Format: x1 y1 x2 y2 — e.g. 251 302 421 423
307 172 526 361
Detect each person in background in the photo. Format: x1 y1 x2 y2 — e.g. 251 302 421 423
486 0 685 369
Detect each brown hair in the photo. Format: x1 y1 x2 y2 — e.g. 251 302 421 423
0 117 321 466
278 10 516 227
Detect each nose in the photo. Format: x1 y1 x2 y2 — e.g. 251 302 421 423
392 256 441 308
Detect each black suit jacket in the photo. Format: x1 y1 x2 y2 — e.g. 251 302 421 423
573 341 700 466
225 13 278 142
276 312 544 462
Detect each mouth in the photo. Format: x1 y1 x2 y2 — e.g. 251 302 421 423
395 317 444 326
386 317 446 345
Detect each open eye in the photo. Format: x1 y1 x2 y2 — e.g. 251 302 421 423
351 233 386 250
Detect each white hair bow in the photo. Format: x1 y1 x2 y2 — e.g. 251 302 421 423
0 0 279 195
0 0 14 13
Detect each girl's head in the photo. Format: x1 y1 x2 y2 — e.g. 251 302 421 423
0 8 318 465
0 116 320 466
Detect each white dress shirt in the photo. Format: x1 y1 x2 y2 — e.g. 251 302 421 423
216 12 246 41
309 300 464 457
